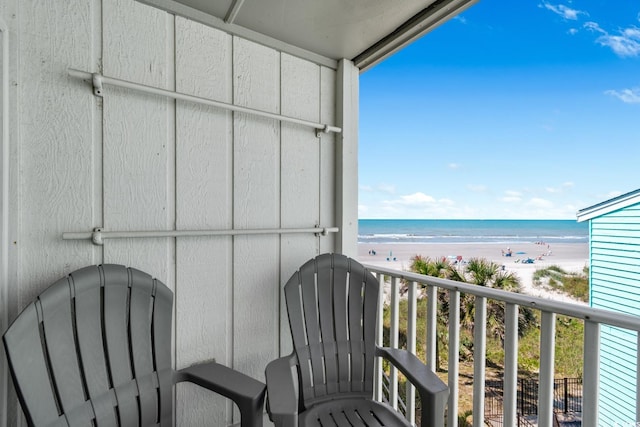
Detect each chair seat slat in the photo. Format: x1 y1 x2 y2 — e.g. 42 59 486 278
3 305 60 425
347 261 367 392
102 265 139 425
39 279 91 423
327 256 350 391
300 260 326 399
128 269 158 424
72 266 117 425
315 254 339 391
151 279 174 425
300 399 411 427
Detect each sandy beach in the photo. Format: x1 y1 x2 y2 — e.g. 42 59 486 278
357 241 589 304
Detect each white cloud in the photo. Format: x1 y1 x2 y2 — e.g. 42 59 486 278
397 192 436 206
546 182 573 193
605 87 640 103
454 16 467 25
360 185 373 192
361 192 459 218
448 163 461 169
467 184 487 193
501 190 522 203
526 198 554 209
583 21 604 34
501 196 522 203
540 2 585 20
585 22 640 57
503 190 523 201
377 184 396 194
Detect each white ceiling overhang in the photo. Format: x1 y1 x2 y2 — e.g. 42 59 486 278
136 0 479 71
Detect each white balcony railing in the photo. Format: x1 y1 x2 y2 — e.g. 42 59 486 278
365 263 640 427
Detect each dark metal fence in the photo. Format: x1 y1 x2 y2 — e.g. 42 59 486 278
485 378 582 425
554 377 582 414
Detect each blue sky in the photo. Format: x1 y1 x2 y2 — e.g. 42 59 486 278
358 1 640 220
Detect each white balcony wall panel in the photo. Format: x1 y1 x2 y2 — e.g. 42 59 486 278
0 6 16 426
279 53 321 355
174 17 234 425
102 0 175 283
1 0 341 423
14 0 99 306
232 36 282 383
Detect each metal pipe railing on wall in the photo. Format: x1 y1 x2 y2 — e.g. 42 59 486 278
63 226 339 246
67 69 342 137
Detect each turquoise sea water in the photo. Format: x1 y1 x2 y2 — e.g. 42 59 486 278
358 219 588 245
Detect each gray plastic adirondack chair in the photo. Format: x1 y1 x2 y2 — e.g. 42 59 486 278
265 253 448 427
3 264 266 427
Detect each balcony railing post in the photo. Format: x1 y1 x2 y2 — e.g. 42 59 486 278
582 320 600 427
538 311 556 427
374 273 385 402
406 281 418 425
472 296 487 427
504 303 519 427
389 276 399 410
426 285 437 372
447 289 460 427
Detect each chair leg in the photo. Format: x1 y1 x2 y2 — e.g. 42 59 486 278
238 390 266 427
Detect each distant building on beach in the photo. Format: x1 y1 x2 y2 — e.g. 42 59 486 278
577 188 640 426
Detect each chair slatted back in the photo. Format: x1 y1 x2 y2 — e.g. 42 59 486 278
3 264 174 427
284 253 379 407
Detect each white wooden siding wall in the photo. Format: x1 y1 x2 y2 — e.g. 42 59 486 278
1 0 339 424
590 206 640 425
174 17 235 424
0 1 103 423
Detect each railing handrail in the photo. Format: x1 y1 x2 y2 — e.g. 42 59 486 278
363 263 640 332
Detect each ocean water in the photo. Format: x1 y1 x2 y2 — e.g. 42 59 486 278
358 219 588 245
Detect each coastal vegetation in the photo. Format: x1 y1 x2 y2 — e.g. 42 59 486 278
381 256 589 423
532 265 589 302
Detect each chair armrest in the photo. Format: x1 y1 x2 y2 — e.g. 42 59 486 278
376 346 448 427
264 354 299 427
175 361 266 427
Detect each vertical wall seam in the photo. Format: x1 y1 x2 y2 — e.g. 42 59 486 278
317 65 322 254
278 51 284 356
93 0 104 266
228 33 235 423
166 15 178 425
0 16 10 427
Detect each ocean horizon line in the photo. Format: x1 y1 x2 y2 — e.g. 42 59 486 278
357 219 587 245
